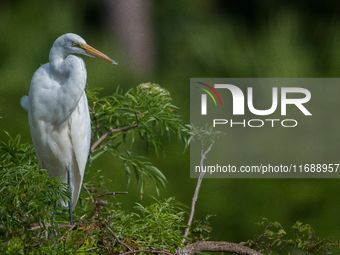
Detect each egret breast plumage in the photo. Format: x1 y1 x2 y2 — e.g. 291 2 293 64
21 33 116 211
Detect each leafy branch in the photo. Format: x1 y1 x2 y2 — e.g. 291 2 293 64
90 110 140 153
3 123 340 254
86 83 189 196
241 218 340 254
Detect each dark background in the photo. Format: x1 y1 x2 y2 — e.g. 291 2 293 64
1 0 340 243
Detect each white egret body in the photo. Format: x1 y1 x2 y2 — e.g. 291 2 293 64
21 33 116 210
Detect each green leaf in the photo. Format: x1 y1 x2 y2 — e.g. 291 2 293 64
124 161 131 187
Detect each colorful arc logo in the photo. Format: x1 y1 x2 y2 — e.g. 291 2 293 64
196 82 222 115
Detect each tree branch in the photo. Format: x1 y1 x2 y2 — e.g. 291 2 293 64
121 250 175 255
90 112 140 153
182 141 214 242
96 191 128 199
104 219 132 251
91 138 115 153
179 241 263 255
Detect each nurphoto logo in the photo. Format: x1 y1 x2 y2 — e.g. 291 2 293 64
196 82 312 128
191 78 338 178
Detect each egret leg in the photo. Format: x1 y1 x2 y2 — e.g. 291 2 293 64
67 164 73 225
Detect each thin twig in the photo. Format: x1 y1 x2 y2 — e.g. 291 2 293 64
95 192 107 251
71 213 88 224
57 223 77 244
91 138 115 153
272 244 286 254
96 191 128 199
104 219 132 251
82 184 95 204
182 141 214 243
82 183 100 219
29 222 75 231
251 223 271 249
90 112 140 153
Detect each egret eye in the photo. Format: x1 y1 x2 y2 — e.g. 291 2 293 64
72 41 78 47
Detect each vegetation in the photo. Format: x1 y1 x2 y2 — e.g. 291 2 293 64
242 218 340 255
1 87 340 254
2 106 338 254
0 84 211 254
1 1 340 253
87 83 188 196
0 133 69 249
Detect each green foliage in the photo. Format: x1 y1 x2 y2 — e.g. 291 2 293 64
187 123 223 145
0 144 213 255
2 1 340 244
186 214 214 243
114 197 188 253
67 181 211 254
0 131 38 168
0 132 69 253
88 83 189 195
241 218 340 254
0 85 213 254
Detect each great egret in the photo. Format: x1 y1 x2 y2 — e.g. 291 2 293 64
21 33 116 213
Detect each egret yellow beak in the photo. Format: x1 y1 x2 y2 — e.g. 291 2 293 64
79 42 117 65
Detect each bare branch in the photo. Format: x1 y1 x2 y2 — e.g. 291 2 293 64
82 184 95 204
57 223 77 243
90 112 140 153
91 138 115 153
182 141 214 242
272 244 286 254
121 250 175 255
178 241 263 255
104 219 132 251
96 191 128 199
28 222 75 231
251 222 271 249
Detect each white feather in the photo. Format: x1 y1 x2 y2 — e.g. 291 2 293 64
21 33 114 210
20 95 29 112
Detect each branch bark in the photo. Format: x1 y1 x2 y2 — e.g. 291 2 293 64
90 112 140 153
104 219 132 251
182 141 214 242
179 241 263 255
121 250 175 255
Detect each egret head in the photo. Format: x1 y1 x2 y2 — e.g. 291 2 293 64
51 33 117 64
